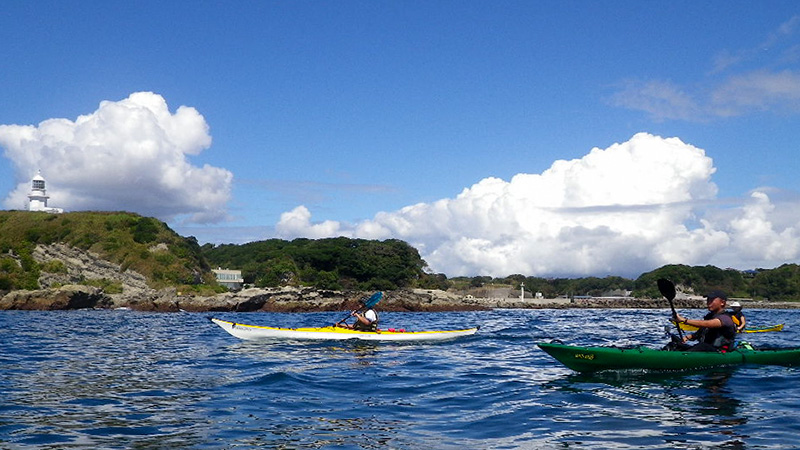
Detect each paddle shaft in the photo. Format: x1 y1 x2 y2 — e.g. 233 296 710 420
668 301 684 340
336 306 366 326
657 278 684 340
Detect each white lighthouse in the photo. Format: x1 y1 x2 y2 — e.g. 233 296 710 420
28 170 63 213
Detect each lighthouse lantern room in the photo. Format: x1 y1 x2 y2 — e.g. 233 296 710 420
28 170 63 213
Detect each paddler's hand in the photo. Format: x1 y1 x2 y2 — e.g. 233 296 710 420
675 313 686 323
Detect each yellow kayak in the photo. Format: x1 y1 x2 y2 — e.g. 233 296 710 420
673 321 784 333
210 318 479 341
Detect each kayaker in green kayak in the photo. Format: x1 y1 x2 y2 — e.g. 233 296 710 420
674 290 737 352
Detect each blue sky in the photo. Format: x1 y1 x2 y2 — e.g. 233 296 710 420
2 1 800 278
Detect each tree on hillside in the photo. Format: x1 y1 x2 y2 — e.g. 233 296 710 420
634 264 749 298
752 264 800 301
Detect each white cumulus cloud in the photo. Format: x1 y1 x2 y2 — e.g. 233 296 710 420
0 92 233 223
276 133 800 277
276 205 348 239
728 191 800 261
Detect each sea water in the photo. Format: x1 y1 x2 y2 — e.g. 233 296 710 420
1 308 799 449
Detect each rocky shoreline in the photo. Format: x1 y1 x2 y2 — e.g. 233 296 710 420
2 284 799 312
0 285 496 312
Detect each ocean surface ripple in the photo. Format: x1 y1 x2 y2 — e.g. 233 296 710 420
2 308 800 449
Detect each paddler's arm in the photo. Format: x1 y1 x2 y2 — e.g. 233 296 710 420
675 313 723 328
352 312 370 326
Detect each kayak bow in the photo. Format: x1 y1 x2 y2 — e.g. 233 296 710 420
538 342 800 373
210 318 479 342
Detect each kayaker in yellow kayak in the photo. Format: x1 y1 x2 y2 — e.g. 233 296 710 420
336 297 380 331
729 301 746 333
674 290 737 352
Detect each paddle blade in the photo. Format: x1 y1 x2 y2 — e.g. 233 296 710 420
657 278 676 301
657 278 683 339
363 291 383 308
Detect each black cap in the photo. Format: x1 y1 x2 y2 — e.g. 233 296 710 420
706 290 728 302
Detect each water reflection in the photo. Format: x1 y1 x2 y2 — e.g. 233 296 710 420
544 367 748 448
694 370 743 422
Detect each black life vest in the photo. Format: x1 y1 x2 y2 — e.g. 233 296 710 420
696 311 736 350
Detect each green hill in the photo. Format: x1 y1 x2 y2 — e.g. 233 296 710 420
0 211 438 294
201 237 435 291
0 210 214 291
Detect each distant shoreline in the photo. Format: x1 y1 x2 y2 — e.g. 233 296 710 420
458 297 800 310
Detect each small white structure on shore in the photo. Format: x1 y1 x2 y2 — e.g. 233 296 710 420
213 267 244 290
28 170 63 213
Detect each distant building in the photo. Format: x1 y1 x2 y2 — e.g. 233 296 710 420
28 170 63 213
212 268 244 290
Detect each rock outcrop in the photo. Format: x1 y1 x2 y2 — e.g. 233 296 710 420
0 285 111 310
122 287 493 313
34 243 151 294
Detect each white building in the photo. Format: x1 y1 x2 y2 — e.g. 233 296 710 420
28 170 63 213
212 268 244 290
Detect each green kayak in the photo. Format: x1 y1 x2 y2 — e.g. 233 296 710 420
538 342 800 373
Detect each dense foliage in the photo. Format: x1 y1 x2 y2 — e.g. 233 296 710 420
632 264 750 299
202 237 434 291
0 211 214 291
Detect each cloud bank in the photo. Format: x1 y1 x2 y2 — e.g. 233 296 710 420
276 133 800 278
0 92 232 223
